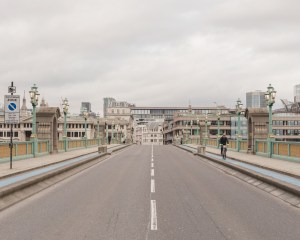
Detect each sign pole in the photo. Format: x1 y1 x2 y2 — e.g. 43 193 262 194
9 82 14 169
5 81 19 169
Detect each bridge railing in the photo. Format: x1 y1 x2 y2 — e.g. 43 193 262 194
0 138 107 162
255 140 300 161
205 138 300 161
0 140 50 163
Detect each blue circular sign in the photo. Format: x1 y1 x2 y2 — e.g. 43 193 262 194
8 102 17 111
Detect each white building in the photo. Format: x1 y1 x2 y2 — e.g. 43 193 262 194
133 119 164 145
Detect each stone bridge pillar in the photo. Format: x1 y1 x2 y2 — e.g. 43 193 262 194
36 107 61 153
245 108 268 154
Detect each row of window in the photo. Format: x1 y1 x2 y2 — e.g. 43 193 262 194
0 132 19 137
0 124 31 128
143 139 163 142
67 132 85 138
273 120 300 126
62 124 90 129
273 130 300 135
110 109 127 114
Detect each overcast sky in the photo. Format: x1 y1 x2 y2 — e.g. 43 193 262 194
0 0 299 114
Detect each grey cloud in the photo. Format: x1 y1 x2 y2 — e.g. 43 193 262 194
0 0 299 113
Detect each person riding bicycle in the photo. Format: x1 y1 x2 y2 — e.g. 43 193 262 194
219 133 229 155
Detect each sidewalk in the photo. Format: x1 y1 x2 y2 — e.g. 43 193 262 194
0 145 120 179
186 144 300 178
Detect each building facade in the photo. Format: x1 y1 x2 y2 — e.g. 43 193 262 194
246 91 267 108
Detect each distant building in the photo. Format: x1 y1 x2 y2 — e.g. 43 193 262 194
81 102 92 114
133 119 164 145
294 84 300 103
246 91 267 108
103 97 116 117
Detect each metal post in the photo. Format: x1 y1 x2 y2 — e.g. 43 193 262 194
97 117 100 146
268 104 273 157
29 84 39 157
105 121 108 144
237 112 241 151
84 118 87 148
62 98 68 152
235 98 243 152
116 125 119 144
64 112 67 151
9 82 14 169
217 112 220 148
205 114 208 146
111 122 115 144
265 84 276 158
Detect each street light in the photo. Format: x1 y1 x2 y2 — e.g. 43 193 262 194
29 84 40 157
112 121 115 144
185 124 188 144
62 98 69 151
190 120 193 144
216 111 221 148
116 124 119 144
265 84 276 157
83 108 89 148
236 98 243 152
105 120 108 144
204 114 208 146
196 117 199 144
97 113 100 146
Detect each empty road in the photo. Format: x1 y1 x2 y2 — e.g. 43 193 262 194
0 145 300 240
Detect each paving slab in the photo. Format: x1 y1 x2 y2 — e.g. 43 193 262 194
186 144 300 178
0 145 120 179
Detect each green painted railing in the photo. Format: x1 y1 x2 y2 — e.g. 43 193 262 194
0 140 50 163
205 138 300 162
0 138 106 162
255 140 300 162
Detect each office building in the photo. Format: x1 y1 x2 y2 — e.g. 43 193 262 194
246 91 267 108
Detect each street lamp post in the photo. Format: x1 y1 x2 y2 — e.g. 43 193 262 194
29 84 40 157
236 98 243 152
105 120 108 144
116 124 119 144
97 113 100 146
112 121 114 144
204 114 208 146
265 84 276 158
62 98 69 152
190 120 193 144
196 117 199 144
217 111 221 148
185 124 188 144
83 108 89 148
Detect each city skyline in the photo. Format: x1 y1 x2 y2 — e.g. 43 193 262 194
0 0 300 114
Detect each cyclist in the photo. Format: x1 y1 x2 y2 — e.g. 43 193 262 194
219 133 229 158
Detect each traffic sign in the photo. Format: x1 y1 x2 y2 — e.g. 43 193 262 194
4 95 20 124
8 86 16 94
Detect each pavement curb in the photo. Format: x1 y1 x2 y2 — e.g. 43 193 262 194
0 153 106 199
0 150 99 180
0 144 132 199
175 145 300 197
206 150 300 180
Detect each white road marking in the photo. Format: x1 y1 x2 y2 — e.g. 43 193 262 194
151 200 158 230
151 169 155 177
151 179 155 193
151 163 154 168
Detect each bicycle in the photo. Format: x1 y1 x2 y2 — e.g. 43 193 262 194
221 144 227 159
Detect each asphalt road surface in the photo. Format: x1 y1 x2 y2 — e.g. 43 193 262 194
0 145 300 240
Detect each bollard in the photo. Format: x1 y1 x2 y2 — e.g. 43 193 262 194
98 145 107 154
197 145 206 154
